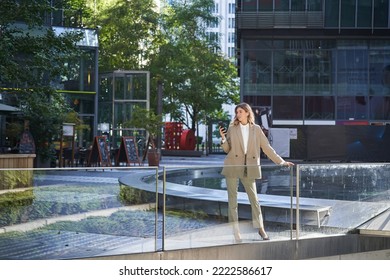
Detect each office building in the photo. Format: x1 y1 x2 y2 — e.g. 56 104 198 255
236 0 390 161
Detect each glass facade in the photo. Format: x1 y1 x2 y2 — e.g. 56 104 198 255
242 39 390 122
98 71 150 150
241 0 389 28
54 28 99 149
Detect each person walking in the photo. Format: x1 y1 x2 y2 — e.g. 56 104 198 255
219 102 294 242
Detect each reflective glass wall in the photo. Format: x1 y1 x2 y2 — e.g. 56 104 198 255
242 39 390 122
98 70 150 152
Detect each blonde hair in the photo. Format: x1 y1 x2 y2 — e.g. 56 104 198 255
232 102 255 126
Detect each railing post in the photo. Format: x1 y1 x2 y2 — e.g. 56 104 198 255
290 165 294 240
296 164 300 240
162 166 166 251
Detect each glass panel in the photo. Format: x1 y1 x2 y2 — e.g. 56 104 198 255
273 50 303 95
1 161 390 259
163 165 294 250
324 0 339 27
99 76 113 102
275 0 290 11
336 49 369 96
370 96 390 120
374 0 389 27
243 50 272 94
336 96 368 120
242 0 257 11
0 167 159 259
307 0 323 11
297 163 390 236
125 73 148 100
305 96 335 120
369 50 390 96
259 0 273 11
357 0 372 27
291 0 305 11
245 40 274 49
341 0 356 27
273 96 303 119
305 50 333 95
98 101 112 124
78 116 94 149
243 95 272 108
113 102 147 128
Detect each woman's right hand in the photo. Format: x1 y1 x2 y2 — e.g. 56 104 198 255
219 126 226 140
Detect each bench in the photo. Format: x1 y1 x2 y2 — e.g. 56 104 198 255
260 201 331 228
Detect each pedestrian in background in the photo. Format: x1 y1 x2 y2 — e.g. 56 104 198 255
219 102 294 242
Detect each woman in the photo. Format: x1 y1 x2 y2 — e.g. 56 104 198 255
219 102 294 242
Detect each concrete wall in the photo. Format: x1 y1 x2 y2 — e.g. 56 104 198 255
84 234 390 260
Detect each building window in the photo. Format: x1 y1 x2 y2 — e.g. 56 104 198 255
307 0 323 11
325 0 339 27
228 47 235 58
259 0 273 11
228 17 235 29
273 96 303 119
305 50 333 95
273 50 303 95
374 0 389 27
229 3 236 14
337 96 368 120
305 96 335 120
275 0 290 11
243 49 272 95
228 32 235 43
291 0 305 11
341 0 356 27
211 2 219 14
336 49 369 96
243 95 272 108
242 0 257 11
370 96 390 120
357 0 372 27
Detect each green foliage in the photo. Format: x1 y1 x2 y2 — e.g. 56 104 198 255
43 209 219 237
20 88 71 161
118 184 155 205
83 0 239 134
149 0 240 132
0 189 34 226
0 184 122 227
90 0 162 71
0 170 33 190
0 0 84 162
123 106 164 148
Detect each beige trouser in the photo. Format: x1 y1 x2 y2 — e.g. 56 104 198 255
226 177 264 232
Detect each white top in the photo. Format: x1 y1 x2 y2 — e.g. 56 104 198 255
240 123 249 154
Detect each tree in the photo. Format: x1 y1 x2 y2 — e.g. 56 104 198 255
0 0 84 162
150 0 239 133
89 0 162 72
82 0 239 138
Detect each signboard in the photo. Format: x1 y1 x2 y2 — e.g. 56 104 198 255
63 123 75 137
88 136 111 167
116 137 141 165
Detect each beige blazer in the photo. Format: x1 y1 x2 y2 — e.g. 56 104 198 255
221 123 284 179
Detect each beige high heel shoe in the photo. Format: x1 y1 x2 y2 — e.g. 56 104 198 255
234 232 242 243
258 228 270 240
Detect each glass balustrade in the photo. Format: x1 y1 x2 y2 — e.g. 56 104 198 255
0 162 389 259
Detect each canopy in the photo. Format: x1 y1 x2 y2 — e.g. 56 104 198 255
0 103 20 112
